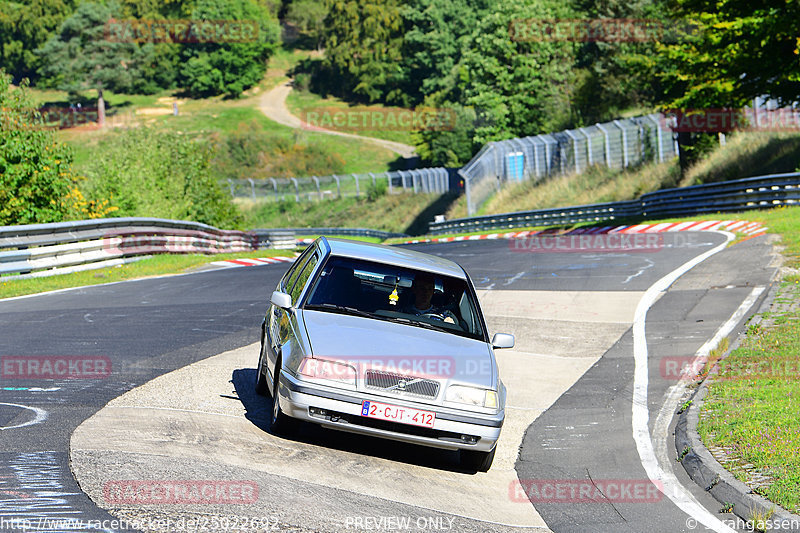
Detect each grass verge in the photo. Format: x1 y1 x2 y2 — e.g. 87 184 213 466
0 249 295 300
698 278 800 514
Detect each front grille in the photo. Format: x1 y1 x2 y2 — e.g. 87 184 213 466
364 370 440 398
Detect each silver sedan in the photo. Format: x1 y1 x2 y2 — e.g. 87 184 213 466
256 237 514 472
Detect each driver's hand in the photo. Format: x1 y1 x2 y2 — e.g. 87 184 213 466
444 316 455 324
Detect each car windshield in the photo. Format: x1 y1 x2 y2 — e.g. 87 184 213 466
304 256 486 341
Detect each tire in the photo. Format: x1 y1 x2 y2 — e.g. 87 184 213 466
270 356 297 435
255 337 270 396
461 446 496 472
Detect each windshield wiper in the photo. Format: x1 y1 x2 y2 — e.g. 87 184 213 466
305 303 376 319
384 315 451 334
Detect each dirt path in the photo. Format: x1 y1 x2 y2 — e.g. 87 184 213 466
258 80 417 159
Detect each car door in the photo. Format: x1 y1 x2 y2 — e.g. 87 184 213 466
267 246 320 380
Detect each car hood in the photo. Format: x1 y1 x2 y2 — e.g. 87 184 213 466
300 310 495 388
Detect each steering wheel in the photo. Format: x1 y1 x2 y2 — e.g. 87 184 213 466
419 312 456 324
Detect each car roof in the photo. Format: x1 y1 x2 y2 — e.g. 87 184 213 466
319 237 467 279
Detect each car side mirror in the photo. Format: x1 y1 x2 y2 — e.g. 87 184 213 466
271 291 293 310
492 333 515 349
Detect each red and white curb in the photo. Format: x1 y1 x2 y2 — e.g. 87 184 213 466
400 220 767 244
210 256 295 268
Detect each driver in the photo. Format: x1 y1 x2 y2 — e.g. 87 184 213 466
405 273 457 323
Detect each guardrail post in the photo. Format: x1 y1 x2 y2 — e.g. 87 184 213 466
595 123 611 168
579 128 593 167
312 176 321 200
247 178 256 200
269 178 278 201
460 169 474 216
290 178 299 202
647 115 664 162
387 172 393 194
564 130 580 173
370 173 376 188
613 120 629 168
227 179 234 197
353 174 360 197
333 175 341 198
412 171 419 194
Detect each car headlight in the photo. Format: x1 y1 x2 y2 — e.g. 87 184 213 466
298 357 356 386
446 385 498 408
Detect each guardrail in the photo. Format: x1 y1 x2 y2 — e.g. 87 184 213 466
0 218 256 279
0 219 410 279
429 172 800 235
252 227 407 249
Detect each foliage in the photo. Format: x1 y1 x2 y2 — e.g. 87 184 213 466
81 127 241 228
365 178 387 201
412 104 485 167
285 0 328 49
396 0 489 107
660 0 800 108
322 0 404 102
179 0 280 98
36 2 161 96
0 69 98 224
209 121 345 179
455 0 577 144
0 0 77 83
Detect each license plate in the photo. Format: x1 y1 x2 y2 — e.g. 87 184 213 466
361 400 436 428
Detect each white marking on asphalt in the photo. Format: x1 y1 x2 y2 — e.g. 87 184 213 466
652 286 765 530
83 313 93 323
0 403 48 431
632 230 737 533
623 257 655 284
504 271 526 286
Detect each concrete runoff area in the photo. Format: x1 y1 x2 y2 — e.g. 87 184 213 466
70 290 645 531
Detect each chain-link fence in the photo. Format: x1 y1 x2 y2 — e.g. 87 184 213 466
227 168 450 201
459 113 678 215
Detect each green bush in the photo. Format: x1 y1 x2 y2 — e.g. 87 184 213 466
82 128 242 228
0 71 89 225
366 179 387 202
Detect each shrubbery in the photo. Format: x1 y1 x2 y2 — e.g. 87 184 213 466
0 70 113 225
81 127 242 228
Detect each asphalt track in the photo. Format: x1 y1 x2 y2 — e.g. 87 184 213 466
0 232 778 532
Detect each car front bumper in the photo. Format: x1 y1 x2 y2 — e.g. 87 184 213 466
277 371 502 453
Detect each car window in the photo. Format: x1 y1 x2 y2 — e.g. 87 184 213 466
304 256 485 341
282 246 315 293
289 252 319 303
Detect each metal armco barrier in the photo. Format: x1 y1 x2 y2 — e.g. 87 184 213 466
0 219 410 279
0 218 256 278
429 172 800 235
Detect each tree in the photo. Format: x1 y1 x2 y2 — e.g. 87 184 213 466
660 0 800 108
322 0 404 102
0 0 77 83
37 2 158 125
455 0 577 144
179 0 280 98
0 70 84 224
397 0 489 107
286 0 328 49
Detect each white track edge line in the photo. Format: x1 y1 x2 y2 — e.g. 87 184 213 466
632 230 737 533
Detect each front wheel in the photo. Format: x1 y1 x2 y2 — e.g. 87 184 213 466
461 446 496 472
270 357 297 435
